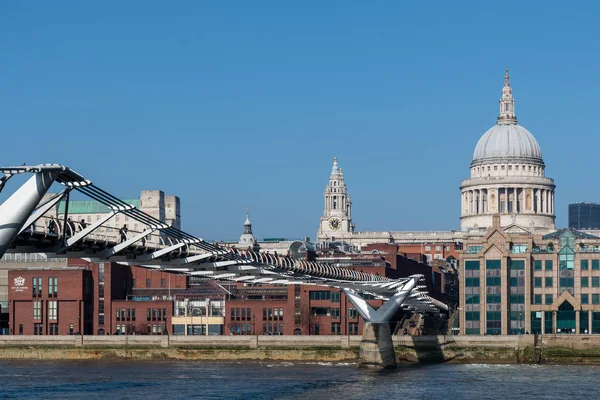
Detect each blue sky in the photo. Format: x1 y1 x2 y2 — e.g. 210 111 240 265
1 1 599 240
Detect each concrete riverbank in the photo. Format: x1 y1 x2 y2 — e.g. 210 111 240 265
1 335 600 364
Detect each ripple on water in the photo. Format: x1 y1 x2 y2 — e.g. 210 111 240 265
1 361 599 400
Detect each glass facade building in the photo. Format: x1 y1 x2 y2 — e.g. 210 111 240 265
460 224 600 335
569 202 600 230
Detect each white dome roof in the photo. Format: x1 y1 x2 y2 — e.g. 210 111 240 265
472 124 543 166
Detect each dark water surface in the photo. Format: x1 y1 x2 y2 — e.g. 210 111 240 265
0 360 598 399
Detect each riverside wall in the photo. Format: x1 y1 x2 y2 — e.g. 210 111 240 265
2 335 600 364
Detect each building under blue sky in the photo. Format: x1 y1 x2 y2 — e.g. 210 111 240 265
2 1 600 239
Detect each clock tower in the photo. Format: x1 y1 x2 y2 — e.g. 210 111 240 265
317 157 354 242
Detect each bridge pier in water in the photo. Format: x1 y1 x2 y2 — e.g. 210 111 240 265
344 278 418 369
359 322 397 369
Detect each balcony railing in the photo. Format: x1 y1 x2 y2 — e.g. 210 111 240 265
532 247 554 254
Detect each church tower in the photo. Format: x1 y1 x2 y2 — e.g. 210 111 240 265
238 208 260 251
317 157 354 242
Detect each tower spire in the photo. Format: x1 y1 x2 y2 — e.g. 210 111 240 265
498 66 517 125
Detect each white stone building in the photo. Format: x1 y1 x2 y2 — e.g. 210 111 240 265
317 69 557 247
460 68 556 233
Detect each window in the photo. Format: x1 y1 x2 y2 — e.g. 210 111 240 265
534 294 542 304
534 260 542 270
593 277 600 288
331 323 341 335
146 278 151 288
582 294 589 305
331 292 340 303
49 323 58 335
435 246 441 251
581 260 589 270
311 307 329 316
48 277 53 296
34 323 43 335
18 324 23 335
163 308 167 321
545 277 553 288
582 277 589 287
545 260 553 271
87 215 91 223
147 309 151 321
53 277 58 296
132 309 136 321
48 301 57 320
161 278 166 288
33 301 41 319
348 323 359 335
348 308 357 319
331 308 340 319
309 291 331 300
594 260 600 270
116 308 121 321
99 315 104 326
425 246 431 251
534 277 542 288
545 294 553 305
593 294 600 305
32 277 42 297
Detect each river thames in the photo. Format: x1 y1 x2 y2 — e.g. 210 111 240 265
1 360 598 399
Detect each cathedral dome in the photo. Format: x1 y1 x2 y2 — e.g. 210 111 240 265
472 124 543 166
470 67 544 167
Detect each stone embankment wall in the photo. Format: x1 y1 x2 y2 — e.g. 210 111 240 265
2 334 600 363
0 335 361 361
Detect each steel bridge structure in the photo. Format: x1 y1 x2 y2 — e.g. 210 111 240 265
0 164 447 368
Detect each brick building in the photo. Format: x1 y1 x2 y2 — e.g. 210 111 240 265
8 268 93 335
224 283 384 336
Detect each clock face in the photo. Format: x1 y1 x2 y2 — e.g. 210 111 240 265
328 218 341 230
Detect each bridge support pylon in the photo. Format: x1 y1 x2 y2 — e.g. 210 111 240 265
0 171 58 258
343 277 417 369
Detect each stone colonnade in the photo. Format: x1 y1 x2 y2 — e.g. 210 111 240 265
461 187 554 216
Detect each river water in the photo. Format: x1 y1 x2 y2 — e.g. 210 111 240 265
1 360 597 399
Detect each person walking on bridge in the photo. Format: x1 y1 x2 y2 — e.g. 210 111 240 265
119 224 128 243
48 216 56 234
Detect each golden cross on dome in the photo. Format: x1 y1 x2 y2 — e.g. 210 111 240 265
333 156 337 166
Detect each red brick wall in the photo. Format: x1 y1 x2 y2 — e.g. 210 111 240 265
8 269 91 335
130 267 187 289
111 300 172 335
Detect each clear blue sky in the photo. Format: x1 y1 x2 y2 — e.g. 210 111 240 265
1 1 599 240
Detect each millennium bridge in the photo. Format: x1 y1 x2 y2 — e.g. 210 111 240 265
0 164 447 368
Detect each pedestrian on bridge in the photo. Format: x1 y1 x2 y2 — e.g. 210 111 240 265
80 219 87 230
119 224 128 243
48 217 56 234
67 218 75 236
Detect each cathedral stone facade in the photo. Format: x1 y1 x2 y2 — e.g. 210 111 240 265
316 69 556 247
460 68 556 233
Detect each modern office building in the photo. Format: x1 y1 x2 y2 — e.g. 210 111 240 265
569 202 600 230
461 215 600 335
